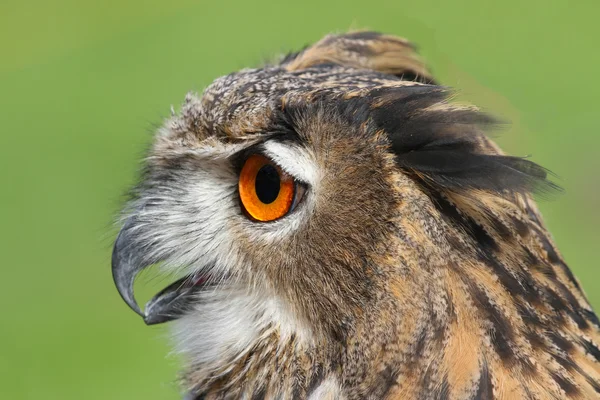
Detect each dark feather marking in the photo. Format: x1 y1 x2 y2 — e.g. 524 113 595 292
551 351 600 395
550 371 580 396
581 338 600 362
526 256 558 282
543 286 570 316
393 327 432 396
431 374 450 400
538 233 561 264
522 356 538 377
567 308 590 330
378 365 401 398
582 309 600 328
517 302 544 326
417 345 448 399
587 376 600 393
425 189 499 253
557 260 582 291
473 362 493 400
531 225 582 291
487 214 513 240
251 386 266 400
511 215 530 237
525 330 546 351
468 280 517 365
305 364 325 397
554 280 589 327
517 268 544 305
549 331 575 353
522 246 541 266
478 252 539 304
553 351 577 373
542 287 590 331
417 319 450 396
291 380 302 399
413 328 429 358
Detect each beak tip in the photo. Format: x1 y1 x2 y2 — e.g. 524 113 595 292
111 222 145 319
112 265 144 317
121 288 144 317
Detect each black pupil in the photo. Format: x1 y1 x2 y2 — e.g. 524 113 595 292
255 164 280 204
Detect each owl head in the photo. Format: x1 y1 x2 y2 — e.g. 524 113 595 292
112 32 600 399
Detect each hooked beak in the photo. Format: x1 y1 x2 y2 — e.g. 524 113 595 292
111 220 208 325
111 221 144 318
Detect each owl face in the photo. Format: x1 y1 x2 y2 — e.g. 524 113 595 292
112 33 598 399
112 67 406 344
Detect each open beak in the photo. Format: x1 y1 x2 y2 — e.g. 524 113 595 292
111 220 209 325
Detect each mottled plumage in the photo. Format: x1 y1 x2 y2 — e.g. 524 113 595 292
112 32 600 399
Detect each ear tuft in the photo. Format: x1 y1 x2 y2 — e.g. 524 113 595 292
281 31 436 84
370 86 560 196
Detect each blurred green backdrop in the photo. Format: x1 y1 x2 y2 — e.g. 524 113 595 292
1 1 598 399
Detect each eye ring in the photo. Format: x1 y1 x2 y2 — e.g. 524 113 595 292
239 154 301 222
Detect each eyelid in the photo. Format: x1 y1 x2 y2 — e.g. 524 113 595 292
261 141 318 186
232 140 309 186
231 143 269 172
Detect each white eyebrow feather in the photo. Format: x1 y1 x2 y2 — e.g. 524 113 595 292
262 140 320 186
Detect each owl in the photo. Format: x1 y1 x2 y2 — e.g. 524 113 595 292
112 32 600 399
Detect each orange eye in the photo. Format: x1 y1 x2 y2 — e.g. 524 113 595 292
239 154 297 222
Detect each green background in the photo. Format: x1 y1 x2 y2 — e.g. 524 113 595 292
1 1 598 398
